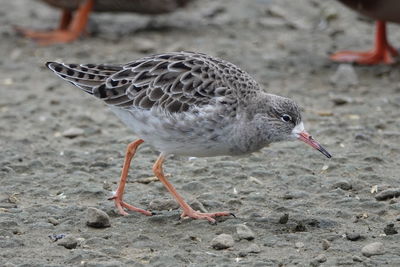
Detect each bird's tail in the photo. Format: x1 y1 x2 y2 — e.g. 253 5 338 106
46 62 123 94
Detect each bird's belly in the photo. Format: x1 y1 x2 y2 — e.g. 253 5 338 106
338 0 400 23
109 106 237 157
153 139 234 157
41 0 187 14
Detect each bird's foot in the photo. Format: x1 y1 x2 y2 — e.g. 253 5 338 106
330 46 398 65
108 195 154 216
180 208 235 224
15 27 81 46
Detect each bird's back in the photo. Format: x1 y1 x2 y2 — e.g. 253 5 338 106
46 52 265 156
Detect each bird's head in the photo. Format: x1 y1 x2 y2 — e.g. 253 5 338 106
255 94 331 158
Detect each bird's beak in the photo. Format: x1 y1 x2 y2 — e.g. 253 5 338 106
297 131 332 158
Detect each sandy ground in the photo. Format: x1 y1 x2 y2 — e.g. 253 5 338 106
1 0 400 266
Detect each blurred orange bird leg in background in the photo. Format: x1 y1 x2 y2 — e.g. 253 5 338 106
331 20 399 64
16 0 94 45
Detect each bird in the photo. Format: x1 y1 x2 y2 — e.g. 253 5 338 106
46 51 332 223
331 0 400 64
17 0 192 45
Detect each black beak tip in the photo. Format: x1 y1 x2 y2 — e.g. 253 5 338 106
319 146 332 158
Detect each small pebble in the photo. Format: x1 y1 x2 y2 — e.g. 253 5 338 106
236 224 255 240
48 233 65 242
322 239 330 250
329 64 358 88
330 95 353 105
57 235 78 249
246 243 261 253
148 199 179 211
375 188 400 201
383 224 398 235
239 243 261 256
62 127 84 138
278 213 289 224
310 254 327 267
295 242 304 248
354 132 370 141
332 181 352 191
86 207 111 228
188 199 208 213
48 217 60 226
315 254 327 263
353 256 363 262
346 232 362 241
294 222 306 232
361 242 385 257
211 234 234 250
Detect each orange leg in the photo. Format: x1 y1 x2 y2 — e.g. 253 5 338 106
152 154 234 223
330 21 399 65
108 139 153 216
16 0 94 45
59 10 73 30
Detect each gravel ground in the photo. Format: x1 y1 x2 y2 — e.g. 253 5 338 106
1 0 399 266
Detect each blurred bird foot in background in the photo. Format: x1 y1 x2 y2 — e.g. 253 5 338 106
15 0 93 45
330 45 398 64
16 28 83 45
330 21 398 65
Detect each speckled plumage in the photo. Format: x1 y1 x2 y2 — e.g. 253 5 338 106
47 51 306 157
46 51 330 221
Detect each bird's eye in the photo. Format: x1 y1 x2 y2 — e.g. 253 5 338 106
281 114 292 122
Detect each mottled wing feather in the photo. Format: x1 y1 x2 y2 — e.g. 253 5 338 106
46 52 261 113
46 62 123 93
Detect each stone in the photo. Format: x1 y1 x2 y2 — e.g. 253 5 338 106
330 95 353 105
148 199 179 211
346 232 363 241
332 181 352 191
361 242 385 257
311 254 327 266
295 242 304 248
315 254 327 263
375 188 400 201
246 243 261 253
48 217 60 226
57 235 78 249
236 224 255 240
48 233 66 242
211 234 234 250
62 127 84 138
330 64 358 88
278 213 289 224
239 243 261 256
322 239 330 250
188 199 208 213
86 207 111 228
383 224 398 235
